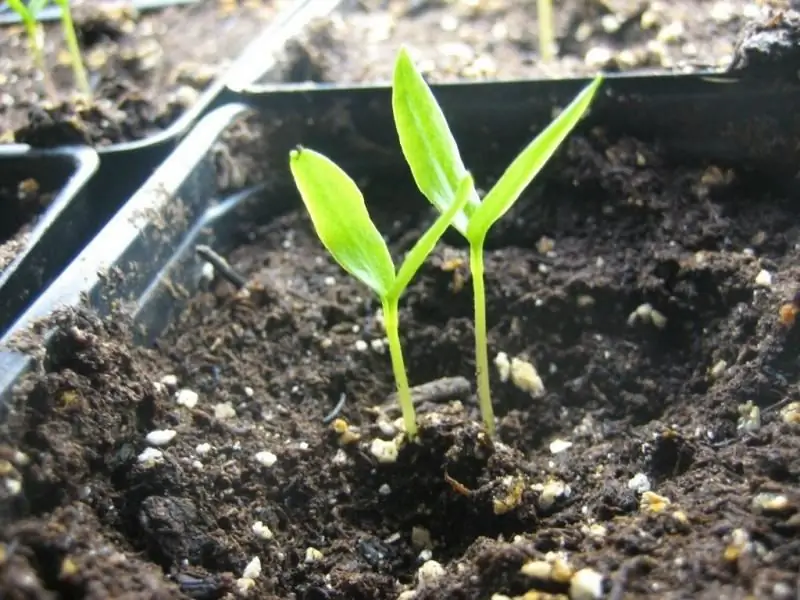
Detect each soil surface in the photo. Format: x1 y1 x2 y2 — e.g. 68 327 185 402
2 123 800 600
0 174 56 273
0 0 288 147
270 0 777 84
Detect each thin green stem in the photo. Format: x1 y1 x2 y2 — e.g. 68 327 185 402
381 296 418 439
56 0 91 98
26 21 58 100
537 0 555 62
470 239 495 437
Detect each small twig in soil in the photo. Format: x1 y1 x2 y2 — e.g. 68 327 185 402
195 245 247 289
322 393 347 425
382 376 472 413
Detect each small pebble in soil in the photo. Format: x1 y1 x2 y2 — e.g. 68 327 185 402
252 521 274 540
5 478 21 495
244 386 254 397
536 478 571 510
494 352 511 382
254 451 277 467
627 302 668 329
146 429 177 446
370 438 400 464
520 559 552 580
214 402 237 420
510 357 546 398
549 438 573 454
724 528 752 562
331 418 361 445
200 261 215 283
570 567 605 600
354 339 369 352
242 557 261 579
378 483 391 495
370 338 386 353
175 388 198 408
752 492 790 513
627 472 652 494
780 402 800 425
411 526 432 550
137 447 164 467
708 359 728 380
755 269 773 287
417 560 445 586
305 547 323 563
640 490 671 513
235 577 255 595
737 401 761 433
196 443 212 456
161 374 179 388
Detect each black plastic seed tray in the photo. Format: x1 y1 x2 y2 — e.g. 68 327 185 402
0 144 99 337
2 70 800 410
0 0 345 339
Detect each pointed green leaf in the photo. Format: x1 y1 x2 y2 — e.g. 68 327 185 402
392 173 474 298
392 47 479 237
289 147 396 297
467 76 603 243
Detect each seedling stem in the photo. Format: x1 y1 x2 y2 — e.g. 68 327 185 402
382 296 416 437
469 238 494 436
54 0 91 97
537 0 555 61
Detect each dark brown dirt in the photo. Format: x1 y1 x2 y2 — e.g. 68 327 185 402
2 124 800 600
268 0 780 84
0 174 55 272
0 0 289 147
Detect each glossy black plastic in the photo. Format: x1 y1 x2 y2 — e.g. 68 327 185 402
3 70 800 410
0 144 99 336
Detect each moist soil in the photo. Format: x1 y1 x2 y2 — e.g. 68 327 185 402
0 0 288 148
2 123 800 600
269 0 768 84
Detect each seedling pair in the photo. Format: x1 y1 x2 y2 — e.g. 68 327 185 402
290 48 602 439
7 0 91 99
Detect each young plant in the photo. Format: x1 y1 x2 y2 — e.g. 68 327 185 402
53 0 91 98
392 46 602 438
6 0 57 99
289 146 474 439
6 0 91 100
537 0 555 61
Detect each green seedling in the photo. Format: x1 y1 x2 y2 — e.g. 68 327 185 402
6 0 91 100
537 0 555 61
7 0 56 98
53 0 91 97
289 146 474 439
392 46 602 438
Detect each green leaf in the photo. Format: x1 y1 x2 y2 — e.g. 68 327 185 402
392 173 474 298
467 76 603 242
6 0 33 21
392 46 479 237
289 147 396 297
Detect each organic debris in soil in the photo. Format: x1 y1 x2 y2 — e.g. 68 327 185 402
2 133 800 599
267 0 769 84
0 0 287 147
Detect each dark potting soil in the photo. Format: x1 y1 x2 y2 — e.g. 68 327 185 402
0 0 289 147
269 0 764 84
2 129 800 599
0 176 56 273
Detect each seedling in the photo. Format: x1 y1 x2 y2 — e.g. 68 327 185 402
53 0 91 97
392 47 602 437
289 146 473 439
6 0 91 99
537 0 555 61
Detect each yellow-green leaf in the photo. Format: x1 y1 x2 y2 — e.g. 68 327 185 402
392 47 479 237
467 76 603 243
289 147 396 297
